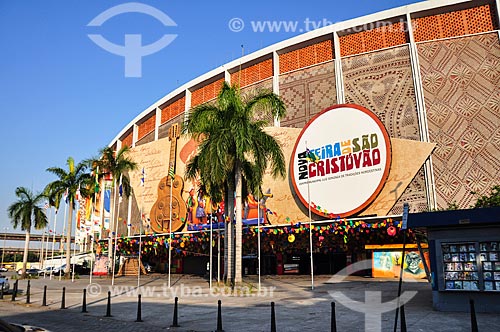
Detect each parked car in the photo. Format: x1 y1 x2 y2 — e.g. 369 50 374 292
16 268 41 277
0 275 10 293
0 266 8 272
38 265 67 276
0 317 52 332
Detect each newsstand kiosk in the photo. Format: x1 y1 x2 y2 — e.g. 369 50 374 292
408 207 500 312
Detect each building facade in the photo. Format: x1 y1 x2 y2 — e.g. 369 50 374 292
89 0 500 275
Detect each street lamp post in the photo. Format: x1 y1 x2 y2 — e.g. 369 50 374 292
1 227 9 269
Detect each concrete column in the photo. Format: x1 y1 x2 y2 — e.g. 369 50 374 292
407 12 437 210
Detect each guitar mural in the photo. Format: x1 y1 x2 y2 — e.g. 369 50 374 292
150 123 187 233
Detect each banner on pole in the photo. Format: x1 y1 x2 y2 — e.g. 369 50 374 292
402 203 409 230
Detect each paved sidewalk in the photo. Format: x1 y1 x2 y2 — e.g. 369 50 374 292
1 273 499 331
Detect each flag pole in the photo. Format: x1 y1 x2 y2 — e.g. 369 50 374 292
209 203 213 289
89 166 99 285
49 208 58 280
111 174 123 286
257 192 261 292
89 234 94 285
71 227 77 282
59 201 67 281
168 170 173 288
217 217 221 285
43 209 51 279
111 200 121 286
71 195 80 283
306 143 314 290
39 224 46 270
138 167 145 288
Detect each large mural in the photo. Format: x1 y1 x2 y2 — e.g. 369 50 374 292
119 111 434 235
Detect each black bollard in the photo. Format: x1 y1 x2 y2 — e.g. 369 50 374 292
11 280 18 301
135 294 143 322
216 299 224 332
331 302 337 332
271 301 277 332
170 296 180 327
82 289 88 313
42 285 47 306
105 291 112 317
400 305 407 332
61 287 66 309
470 299 478 332
26 280 30 304
1 282 4 300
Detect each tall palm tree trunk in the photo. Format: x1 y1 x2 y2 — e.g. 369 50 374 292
234 164 243 283
65 203 73 275
22 231 30 278
224 185 235 283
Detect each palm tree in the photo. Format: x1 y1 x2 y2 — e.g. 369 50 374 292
45 157 92 275
91 146 137 271
7 187 48 278
92 146 138 233
184 81 287 283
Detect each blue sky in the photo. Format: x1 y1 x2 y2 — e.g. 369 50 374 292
0 0 422 239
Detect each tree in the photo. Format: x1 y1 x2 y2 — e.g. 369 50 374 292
7 187 48 278
45 157 92 275
92 146 138 230
184 82 286 283
472 185 500 208
92 146 137 268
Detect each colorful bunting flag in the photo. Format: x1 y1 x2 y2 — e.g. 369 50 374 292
118 174 123 203
94 166 100 193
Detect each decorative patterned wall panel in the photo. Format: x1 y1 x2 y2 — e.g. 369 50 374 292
279 61 336 128
240 78 274 125
342 46 427 213
418 33 500 209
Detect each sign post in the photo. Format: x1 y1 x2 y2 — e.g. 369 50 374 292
393 202 409 332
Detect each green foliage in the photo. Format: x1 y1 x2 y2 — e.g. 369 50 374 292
7 187 48 232
427 201 459 212
44 157 92 209
92 146 138 197
7 186 48 278
184 82 287 201
472 185 500 208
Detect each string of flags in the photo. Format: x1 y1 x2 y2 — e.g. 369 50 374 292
105 217 410 256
